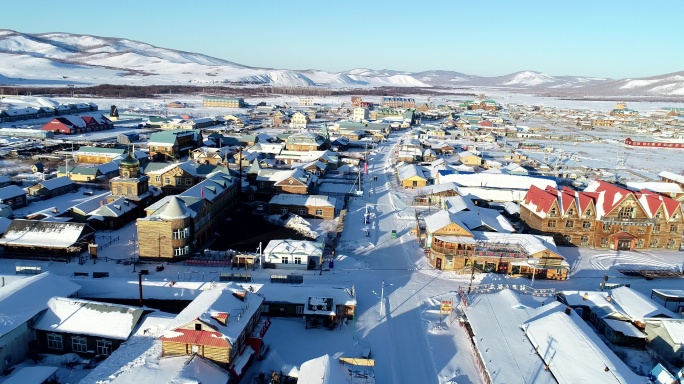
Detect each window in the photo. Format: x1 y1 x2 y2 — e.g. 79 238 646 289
47 334 63 350
296 306 303 314
549 208 557 217
667 239 676 249
564 235 572 243
637 227 645 234
116 186 122 195
164 177 171 185
294 256 302 264
72 336 88 353
281 208 288 214
126 186 132 195
565 221 574 229
636 239 644 249
654 212 662 220
650 239 659 248
281 257 288 264
618 207 634 219
185 178 192 185
580 236 589 246
97 340 112 355
567 209 575 216
260 305 269 313
173 246 190 256
603 223 611 231
155 175 161 182
547 220 556 229
195 323 202 331
670 225 678 234
653 224 661 233
173 227 190 239
601 237 608 247
298 208 306 215
582 221 591 229
315 209 323 216
584 209 593 217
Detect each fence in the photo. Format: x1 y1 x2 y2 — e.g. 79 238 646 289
458 284 556 307
270 274 304 284
185 259 231 267
97 236 119 250
219 273 252 283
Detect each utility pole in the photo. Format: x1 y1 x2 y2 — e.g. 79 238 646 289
379 279 385 319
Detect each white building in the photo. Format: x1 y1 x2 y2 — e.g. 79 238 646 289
263 239 323 270
353 107 370 122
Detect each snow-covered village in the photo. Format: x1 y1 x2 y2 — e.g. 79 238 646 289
2 6 684 384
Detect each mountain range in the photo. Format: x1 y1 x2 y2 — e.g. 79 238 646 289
1 29 683 97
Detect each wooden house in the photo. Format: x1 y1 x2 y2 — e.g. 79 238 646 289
268 194 336 220
0 219 95 258
397 164 428 189
148 130 202 161
262 239 324 270
143 161 200 195
0 185 28 208
254 284 356 323
159 286 268 376
285 132 326 151
0 273 80 373
26 176 77 198
137 173 238 259
34 297 145 357
73 146 125 164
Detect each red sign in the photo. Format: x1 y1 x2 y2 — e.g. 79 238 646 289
440 300 452 315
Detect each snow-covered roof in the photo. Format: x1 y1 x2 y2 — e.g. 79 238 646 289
523 311 644 384
3 366 59 384
0 185 27 200
0 219 93 249
34 297 144 340
247 284 356 307
297 354 349 384
0 272 80 337
161 285 263 345
268 194 336 208
609 286 678 322
465 290 558 384
603 319 645 338
263 239 323 258
33 176 74 191
158 196 193 220
439 173 557 191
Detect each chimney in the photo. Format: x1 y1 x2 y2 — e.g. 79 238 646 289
565 306 572 315
100 200 104 207
606 295 611 302
583 292 588 300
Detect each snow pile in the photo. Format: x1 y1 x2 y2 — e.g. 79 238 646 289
266 213 318 239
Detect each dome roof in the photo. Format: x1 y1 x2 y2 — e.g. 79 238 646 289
159 196 192 220
120 153 139 167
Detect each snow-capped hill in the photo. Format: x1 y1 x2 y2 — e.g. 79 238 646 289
502 71 557 86
0 29 680 96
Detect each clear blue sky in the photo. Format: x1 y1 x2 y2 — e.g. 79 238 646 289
3 0 683 79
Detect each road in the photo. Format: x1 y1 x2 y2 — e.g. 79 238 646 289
340 132 484 384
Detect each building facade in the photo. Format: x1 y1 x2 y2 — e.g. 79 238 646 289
520 182 684 250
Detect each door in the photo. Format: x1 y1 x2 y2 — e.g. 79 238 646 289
617 239 632 251
435 258 442 270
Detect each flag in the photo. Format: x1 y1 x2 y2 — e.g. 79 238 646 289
364 161 368 174
201 187 205 199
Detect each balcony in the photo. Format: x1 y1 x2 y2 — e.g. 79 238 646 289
429 243 471 257
599 216 656 226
